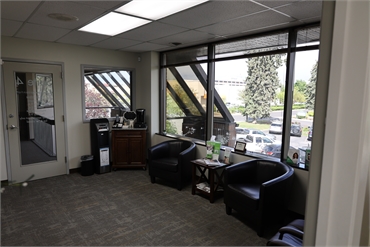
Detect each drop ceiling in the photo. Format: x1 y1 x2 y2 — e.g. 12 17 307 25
1 0 322 53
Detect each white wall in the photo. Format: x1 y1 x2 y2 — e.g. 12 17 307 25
305 1 370 246
0 86 8 180
1 36 140 173
137 52 160 147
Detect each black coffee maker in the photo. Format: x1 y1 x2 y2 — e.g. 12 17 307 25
134 109 146 128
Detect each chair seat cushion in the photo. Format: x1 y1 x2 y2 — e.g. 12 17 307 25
151 157 178 172
228 183 260 209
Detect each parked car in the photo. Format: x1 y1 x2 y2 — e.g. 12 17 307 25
290 123 302 137
238 134 275 153
262 144 297 158
269 122 302 137
307 126 313 141
235 127 250 140
269 121 283 134
236 127 276 141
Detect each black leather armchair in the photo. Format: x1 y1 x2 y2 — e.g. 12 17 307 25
148 140 196 190
224 159 294 236
267 219 304 246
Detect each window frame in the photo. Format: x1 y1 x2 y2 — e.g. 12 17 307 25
81 64 134 122
160 23 320 168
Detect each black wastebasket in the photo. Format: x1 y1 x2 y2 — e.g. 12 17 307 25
80 155 94 176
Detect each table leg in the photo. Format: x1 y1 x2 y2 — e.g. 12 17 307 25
192 163 196 195
209 169 215 203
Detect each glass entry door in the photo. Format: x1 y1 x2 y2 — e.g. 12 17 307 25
3 61 67 182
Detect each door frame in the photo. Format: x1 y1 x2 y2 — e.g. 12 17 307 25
1 58 69 181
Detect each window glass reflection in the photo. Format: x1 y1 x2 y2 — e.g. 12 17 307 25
287 50 319 167
165 64 207 140
215 54 287 155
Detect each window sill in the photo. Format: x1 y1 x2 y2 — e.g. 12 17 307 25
156 133 310 171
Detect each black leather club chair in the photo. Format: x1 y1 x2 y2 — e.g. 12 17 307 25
224 159 294 237
148 140 196 190
266 219 304 246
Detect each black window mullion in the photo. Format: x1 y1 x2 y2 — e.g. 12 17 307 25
115 71 131 88
166 82 189 116
107 72 131 100
91 74 123 108
168 67 206 116
190 63 235 123
206 44 215 141
100 73 129 108
85 76 116 106
281 29 297 161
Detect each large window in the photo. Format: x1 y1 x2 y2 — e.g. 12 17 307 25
166 64 207 138
160 25 320 170
82 66 132 121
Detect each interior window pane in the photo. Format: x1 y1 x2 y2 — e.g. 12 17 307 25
287 50 319 168
165 64 207 141
83 68 131 121
215 54 286 155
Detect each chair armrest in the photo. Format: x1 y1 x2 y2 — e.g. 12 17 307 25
262 167 294 187
278 226 304 240
259 167 294 208
178 143 196 166
179 142 196 157
267 239 297 246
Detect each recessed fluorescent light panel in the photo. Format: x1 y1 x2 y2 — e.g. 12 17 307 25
79 12 151 36
115 0 209 20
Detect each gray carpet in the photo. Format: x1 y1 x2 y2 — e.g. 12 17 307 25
1 170 272 246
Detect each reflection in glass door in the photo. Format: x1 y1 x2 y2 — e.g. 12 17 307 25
16 72 57 165
3 61 67 182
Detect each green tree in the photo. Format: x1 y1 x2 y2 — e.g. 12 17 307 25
165 89 184 134
240 54 283 119
166 89 186 118
84 83 110 119
293 89 306 104
165 120 178 134
294 80 307 93
305 61 318 110
277 91 285 104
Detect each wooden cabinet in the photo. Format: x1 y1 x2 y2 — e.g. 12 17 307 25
111 128 147 170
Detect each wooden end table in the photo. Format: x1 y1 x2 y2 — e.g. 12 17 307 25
191 159 232 203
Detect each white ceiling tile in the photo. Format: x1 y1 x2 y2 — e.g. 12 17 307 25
159 1 268 29
15 23 71 42
121 43 171 52
1 0 322 52
1 1 41 22
240 20 302 36
151 30 218 46
56 31 109 46
27 1 110 29
196 10 294 36
116 22 189 42
91 37 143 50
275 1 322 20
253 0 300 9
1 20 23 36
71 1 129 11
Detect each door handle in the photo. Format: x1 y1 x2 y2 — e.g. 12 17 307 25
9 125 17 129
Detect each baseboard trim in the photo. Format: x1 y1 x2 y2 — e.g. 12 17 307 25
69 168 80 174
